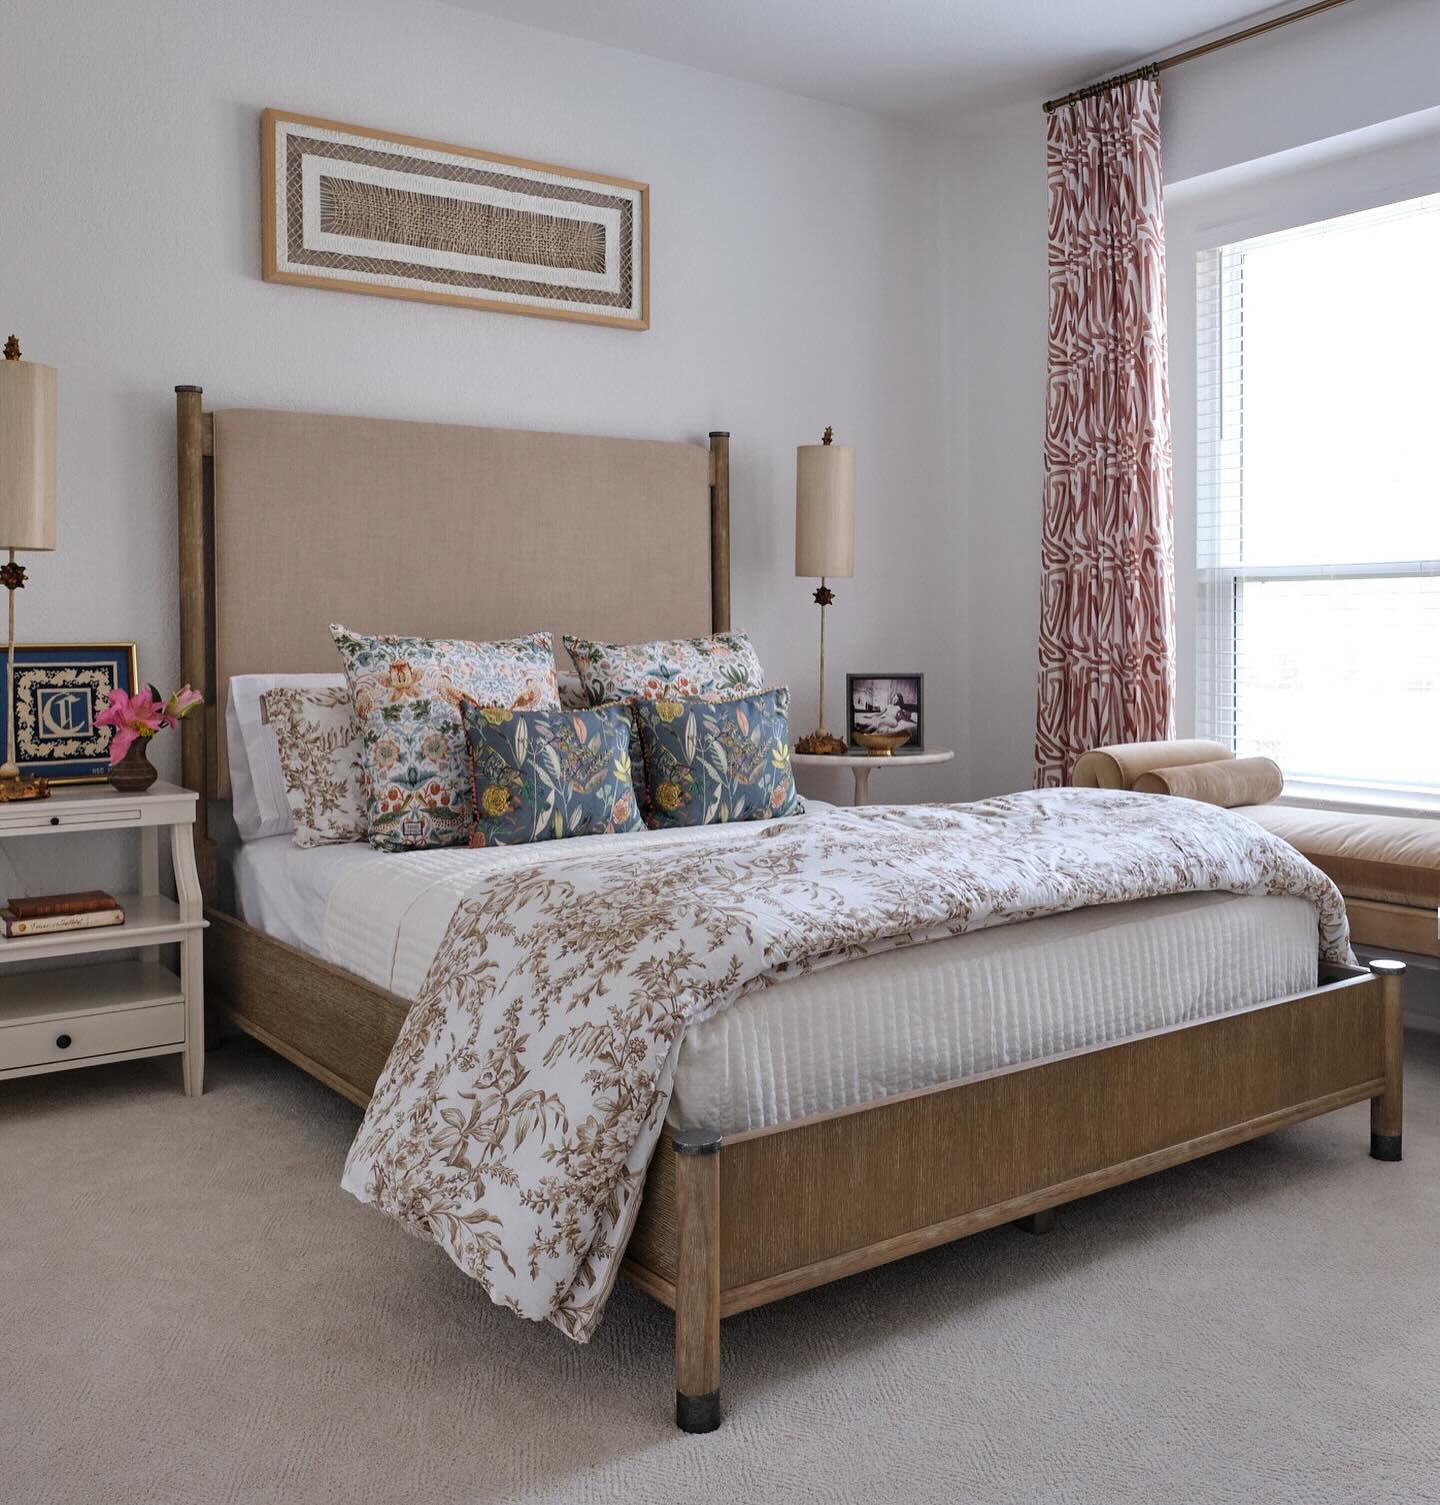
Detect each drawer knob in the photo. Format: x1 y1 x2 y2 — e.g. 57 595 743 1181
49 816 59 826
55 1033 72 1049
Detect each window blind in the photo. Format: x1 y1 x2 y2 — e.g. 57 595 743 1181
1195 192 1440 806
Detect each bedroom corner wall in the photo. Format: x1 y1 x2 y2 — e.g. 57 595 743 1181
0 0 956 886
944 0 1440 801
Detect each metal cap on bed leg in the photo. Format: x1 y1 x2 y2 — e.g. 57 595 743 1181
675 1389 721 1433
1369 959 1405 1163
673 1127 722 1156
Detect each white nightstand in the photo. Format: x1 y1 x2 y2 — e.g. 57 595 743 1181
0 782 207 1095
792 747 956 806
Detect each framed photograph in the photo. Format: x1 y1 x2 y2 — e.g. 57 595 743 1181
0 643 138 784
847 673 924 752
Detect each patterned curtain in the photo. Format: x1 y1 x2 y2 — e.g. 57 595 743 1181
1034 75 1174 788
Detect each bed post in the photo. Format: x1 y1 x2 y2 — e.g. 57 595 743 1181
1369 959 1405 1161
708 432 730 634
673 1126 722 1433
176 384 216 904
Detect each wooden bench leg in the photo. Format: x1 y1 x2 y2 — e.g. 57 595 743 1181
673 1127 722 1433
1014 1207 1056 1236
1369 959 1405 1162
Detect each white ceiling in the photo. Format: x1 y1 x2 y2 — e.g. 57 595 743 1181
442 0 1280 122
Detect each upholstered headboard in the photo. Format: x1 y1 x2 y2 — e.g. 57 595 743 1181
176 388 731 878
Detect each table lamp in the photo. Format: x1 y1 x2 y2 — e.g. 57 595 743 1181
0 335 57 801
794 425 855 755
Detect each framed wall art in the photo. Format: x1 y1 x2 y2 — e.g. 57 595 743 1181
1 643 138 784
846 672 925 752
262 109 649 330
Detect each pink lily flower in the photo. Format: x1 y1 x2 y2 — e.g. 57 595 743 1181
164 685 204 722
96 683 203 765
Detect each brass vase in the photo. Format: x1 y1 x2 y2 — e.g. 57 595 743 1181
108 738 158 794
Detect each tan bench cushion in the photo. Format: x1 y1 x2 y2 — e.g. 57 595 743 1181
1133 756 1283 808
1240 804 1440 911
1072 740 1232 790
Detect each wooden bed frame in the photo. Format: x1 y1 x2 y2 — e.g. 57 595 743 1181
176 386 1406 1435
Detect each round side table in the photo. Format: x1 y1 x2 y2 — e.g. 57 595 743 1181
791 747 955 806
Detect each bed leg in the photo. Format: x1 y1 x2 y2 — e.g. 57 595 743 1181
1014 1208 1056 1235
1369 959 1405 1162
673 1127 722 1433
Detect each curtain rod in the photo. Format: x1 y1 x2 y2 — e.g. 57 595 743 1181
1042 0 1357 114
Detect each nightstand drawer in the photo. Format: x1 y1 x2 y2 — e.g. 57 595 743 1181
0 805 144 835
0 1002 185 1072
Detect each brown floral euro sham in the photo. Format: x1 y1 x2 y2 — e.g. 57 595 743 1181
342 787 1352 1342
263 685 366 847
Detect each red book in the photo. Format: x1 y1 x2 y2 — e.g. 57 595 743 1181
7 889 120 920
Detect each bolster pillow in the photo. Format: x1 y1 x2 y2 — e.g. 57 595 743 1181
1071 740 1233 790
1132 756 1284 808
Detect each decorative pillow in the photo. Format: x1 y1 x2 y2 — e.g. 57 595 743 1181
634 687 802 829
262 686 366 848
564 631 766 797
332 625 559 851
226 672 347 840
463 701 642 846
563 631 765 707
557 671 590 711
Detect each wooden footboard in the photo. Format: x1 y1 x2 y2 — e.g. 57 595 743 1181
204 907 1404 1437
205 909 405 1107
626 960 1406 1432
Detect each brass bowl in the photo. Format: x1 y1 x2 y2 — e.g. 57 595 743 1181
853 730 913 756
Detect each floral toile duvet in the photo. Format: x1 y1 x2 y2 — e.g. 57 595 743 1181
341 787 1352 1340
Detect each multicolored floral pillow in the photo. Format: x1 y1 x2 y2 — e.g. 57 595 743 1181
563 631 765 708
563 631 766 797
463 702 642 846
262 685 366 848
332 625 559 851
634 687 802 829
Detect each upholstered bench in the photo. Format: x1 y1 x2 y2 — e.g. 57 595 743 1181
1073 741 1440 959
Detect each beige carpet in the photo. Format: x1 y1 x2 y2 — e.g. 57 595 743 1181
5 1032 1440 1505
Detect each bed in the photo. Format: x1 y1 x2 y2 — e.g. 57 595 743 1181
176 387 1406 1433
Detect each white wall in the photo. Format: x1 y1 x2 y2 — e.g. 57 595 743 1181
947 0 1440 800
0 0 956 894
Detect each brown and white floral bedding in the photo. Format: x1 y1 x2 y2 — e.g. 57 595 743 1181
339 787 1351 1342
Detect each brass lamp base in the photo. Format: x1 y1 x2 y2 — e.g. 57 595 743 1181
796 730 847 756
0 766 49 801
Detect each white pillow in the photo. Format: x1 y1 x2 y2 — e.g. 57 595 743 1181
226 672 346 840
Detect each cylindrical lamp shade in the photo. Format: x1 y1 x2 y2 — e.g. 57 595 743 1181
794 440 855 579
0 357 58 551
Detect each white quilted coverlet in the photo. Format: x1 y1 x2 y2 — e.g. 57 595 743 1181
232 815 1320 1135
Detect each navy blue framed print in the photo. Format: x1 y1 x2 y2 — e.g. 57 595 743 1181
2 643 139 783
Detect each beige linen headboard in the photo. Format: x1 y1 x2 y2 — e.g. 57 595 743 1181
175 387 731 883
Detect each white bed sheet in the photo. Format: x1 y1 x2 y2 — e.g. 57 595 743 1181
231 816 1321 1135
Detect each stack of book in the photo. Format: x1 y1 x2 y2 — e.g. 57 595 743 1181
0 890 126 939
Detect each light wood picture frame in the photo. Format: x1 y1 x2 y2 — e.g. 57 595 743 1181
261 109 649 330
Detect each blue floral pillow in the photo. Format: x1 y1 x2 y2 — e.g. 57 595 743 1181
332 625 559 852
634 687 802 829
462 701 643 846
563 631 766 799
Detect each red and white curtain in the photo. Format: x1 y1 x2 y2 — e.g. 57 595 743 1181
1034 75 1174 788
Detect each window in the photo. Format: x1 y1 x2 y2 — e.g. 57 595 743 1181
1195 192 1440 808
